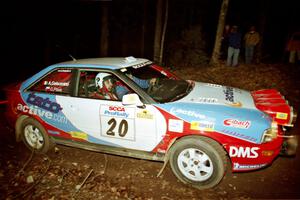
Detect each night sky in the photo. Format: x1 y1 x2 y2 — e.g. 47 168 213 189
1 0 300 85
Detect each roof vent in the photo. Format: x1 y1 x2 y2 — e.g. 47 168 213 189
125 56 137 63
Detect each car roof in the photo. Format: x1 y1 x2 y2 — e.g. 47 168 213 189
51 57 152 70
20 57 152 91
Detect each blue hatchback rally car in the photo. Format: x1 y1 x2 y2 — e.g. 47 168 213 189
3 56 298 189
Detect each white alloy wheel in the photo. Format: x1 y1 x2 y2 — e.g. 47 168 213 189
169 136 227 189
24 124 44 149
20 117 53 153
177 148 213 181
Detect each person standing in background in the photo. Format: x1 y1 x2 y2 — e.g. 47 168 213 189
244 26 260 64
221 24 231 60
226 25 242 67
286 32 300 64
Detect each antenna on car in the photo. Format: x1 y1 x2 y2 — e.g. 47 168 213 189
55 44 77 61
68 54 77 61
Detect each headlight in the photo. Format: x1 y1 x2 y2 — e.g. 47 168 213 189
261 122 278 143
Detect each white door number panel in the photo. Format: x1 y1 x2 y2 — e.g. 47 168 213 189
100 105 135 141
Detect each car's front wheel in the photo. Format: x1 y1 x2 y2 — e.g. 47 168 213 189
21 118 52 153
169 136 227 189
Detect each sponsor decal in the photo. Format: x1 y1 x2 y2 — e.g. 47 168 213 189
223 86 242 107
170 108 205 120
276 112 288 120
224 119 251 129
168 119 184 133
48 130 60 135
100 105 135 141
190 121 214 132
26 93 62 113
205 83 222 88
233 163 267 170
223 86 235 103
229 146 259 158
103 106 129 118
221 129 257 142
225 101 242 107
137 110 153 119
131 60 153 68
45 86 63 92
44 80 70 87
17 103 68 124
197 97 218 103
70 131 88 140
57 69 71 73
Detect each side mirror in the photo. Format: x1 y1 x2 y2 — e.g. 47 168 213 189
122 93 144 107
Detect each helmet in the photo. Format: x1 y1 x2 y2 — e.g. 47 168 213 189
95 73 111 88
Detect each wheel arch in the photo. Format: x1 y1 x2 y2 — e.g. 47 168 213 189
167 134 231 170
166 134 229 189
15 115 29 142
169 134 225 152
16 115 53 153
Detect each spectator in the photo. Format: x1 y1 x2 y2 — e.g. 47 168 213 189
286 32 300 64
244 26 260 64
226 25 242 67
221 24 231 60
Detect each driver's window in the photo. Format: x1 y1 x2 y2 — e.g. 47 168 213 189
78 70 133 101
78 71 97 98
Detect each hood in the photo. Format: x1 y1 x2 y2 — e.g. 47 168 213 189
177 82 296 127
178 82 256 110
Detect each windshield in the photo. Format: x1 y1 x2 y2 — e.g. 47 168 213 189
119 64 193 103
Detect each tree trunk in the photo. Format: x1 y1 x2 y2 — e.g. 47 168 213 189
210 0 229 66
141 0 147 57
159 0 168 65
153 0 163 64
257 0 270 63
100 3 109 57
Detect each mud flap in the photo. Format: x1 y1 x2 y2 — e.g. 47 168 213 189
156 153 169 177
280 135 298 156
157 138 177 177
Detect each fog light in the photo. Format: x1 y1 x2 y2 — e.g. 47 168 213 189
262 150 274 157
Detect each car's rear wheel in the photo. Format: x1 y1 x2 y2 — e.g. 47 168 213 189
21 118 52 153
169 136 227 189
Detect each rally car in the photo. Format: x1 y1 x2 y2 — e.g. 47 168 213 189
3 57 298 189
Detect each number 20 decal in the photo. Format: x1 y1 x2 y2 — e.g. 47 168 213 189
106 118 128 137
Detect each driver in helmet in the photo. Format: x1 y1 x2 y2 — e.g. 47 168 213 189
93 72 157 101
93 73 118 100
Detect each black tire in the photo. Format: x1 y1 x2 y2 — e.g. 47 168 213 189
169 136 227 190
20 118 52 153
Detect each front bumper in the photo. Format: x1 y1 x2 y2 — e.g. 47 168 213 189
280 135 298 156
